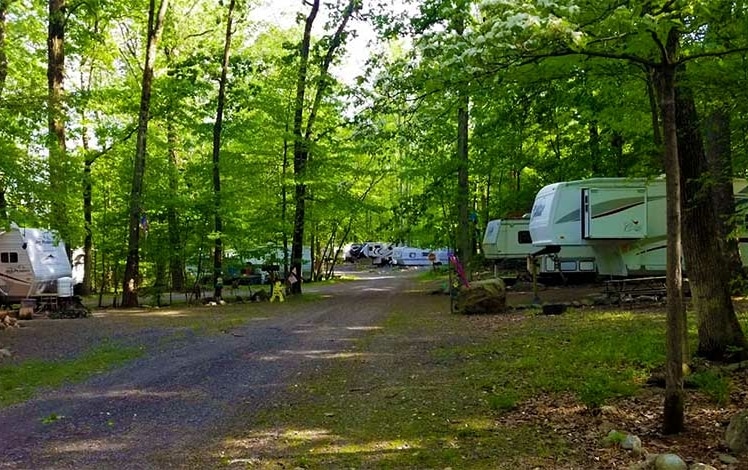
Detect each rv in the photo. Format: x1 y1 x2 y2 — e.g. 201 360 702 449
528 177 748 276
0 227 74 304
358 242 394 265
482 218 597 278
391 247 451 266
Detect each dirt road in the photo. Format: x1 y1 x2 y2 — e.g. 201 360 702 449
0 268 430 469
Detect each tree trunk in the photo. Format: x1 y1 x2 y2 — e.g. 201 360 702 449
281 101 291 278
81 154 93 295
0 0 8 222
211 0 235 301
166 120 184 292
47 0 69 243
289 0 318 295
0 0 6 98
290 0 355 294
657 32 685 434
704 107 743 279
121 0 169 307
678 88 748 362
588 121 600 174
456 94 471 271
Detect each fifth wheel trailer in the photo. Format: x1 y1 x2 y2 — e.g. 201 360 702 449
528 177 748 277
482 218 597 278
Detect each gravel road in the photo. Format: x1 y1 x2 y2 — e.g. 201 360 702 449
0 268 422 469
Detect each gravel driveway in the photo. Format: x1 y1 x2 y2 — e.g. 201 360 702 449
0 268 422 469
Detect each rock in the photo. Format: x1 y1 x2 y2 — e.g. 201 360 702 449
541 303 566 315
454 278 506 314
689 463 717 470
628 453 658 470
0 348 11 358
718 453 738 465
726 410 748 454
654 453 687 470
622 434 643 455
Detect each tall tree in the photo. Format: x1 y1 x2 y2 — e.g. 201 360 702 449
289 0 318 295
47 0 68 241
121 0 169 307
452 8 472 271
211 0 237 300
677 81 748 362
290 0 357 294
0 0 8 222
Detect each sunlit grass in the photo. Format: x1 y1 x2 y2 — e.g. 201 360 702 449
0 341 143 407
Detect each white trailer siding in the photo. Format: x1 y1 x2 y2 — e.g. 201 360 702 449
391 247 450 266
0 228 72 301
483 218 597 276
529 177 747 277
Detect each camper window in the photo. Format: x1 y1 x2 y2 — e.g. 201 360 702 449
517 231 532 244
1 252 18 263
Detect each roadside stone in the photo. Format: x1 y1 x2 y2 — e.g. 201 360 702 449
689 463 717 470
654 453 687 470
622 434 643 455
725 410 748 453
628 453 658 470
718 453 738 465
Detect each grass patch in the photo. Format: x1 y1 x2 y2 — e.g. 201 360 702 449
690 370 732 406
0 341 143 407
459 310 664 409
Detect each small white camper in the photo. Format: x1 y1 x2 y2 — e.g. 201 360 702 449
391 247 451 266
0 227 73 303
482 218 597 278
529 177 748 276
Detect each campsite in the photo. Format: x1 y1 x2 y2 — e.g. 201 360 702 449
1 266 748 469
4 0 748 469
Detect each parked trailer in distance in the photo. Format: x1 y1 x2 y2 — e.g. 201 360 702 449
391 247 451 266
358 242 394 265
482 218 597 279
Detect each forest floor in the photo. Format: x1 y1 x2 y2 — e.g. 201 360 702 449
0 267 746 469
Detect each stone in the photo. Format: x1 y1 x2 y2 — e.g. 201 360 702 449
622 434 643 456
718 453 738 465
726 410 748 454
654 454 687 470
628 453 658 470
454 278 507 314
689 463 717 470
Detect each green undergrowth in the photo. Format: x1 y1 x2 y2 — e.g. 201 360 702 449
225 301 679 469
0 341 143 407
458 310 666 409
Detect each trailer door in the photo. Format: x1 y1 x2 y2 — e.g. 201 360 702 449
583 187 647 239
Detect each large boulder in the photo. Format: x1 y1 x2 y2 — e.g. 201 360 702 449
455 278 507 314
726 410 748 454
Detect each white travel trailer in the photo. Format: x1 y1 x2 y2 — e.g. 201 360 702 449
529 177 748 277
391 247 451 266
359 242 394 265
482 218 597 278
0 227 74 304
